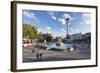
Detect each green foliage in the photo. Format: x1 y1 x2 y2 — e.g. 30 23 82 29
23 24 53 42
41 34 53 42
23 24 43 40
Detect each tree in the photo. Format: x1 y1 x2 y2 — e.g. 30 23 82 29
41 33 53 42
23 24 39 39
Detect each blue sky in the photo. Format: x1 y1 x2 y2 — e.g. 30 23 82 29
22 10 91 37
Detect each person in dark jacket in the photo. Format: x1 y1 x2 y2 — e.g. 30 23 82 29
36 53 39 60
39 53 43 59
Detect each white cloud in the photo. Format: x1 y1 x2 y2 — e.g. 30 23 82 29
46 26 52 30
48 11 57 20
48 12 57 20
58 18 72 26
58 18 66 25
58 13 74 25
82 13 91 25
52 32 66 38
48 11 54 16
23 11 34 18
63 13 71 19
23 11 39 23
23 11 30 17
63 13 74 21
51 16 56 20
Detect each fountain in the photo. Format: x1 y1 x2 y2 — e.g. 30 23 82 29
44 17 74 51
56 38 64 46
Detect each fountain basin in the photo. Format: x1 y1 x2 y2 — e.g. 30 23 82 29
46 43 73 51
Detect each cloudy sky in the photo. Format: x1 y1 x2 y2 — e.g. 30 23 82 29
22 10 91 37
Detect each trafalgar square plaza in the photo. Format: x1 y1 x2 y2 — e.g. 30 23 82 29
22 10 91 63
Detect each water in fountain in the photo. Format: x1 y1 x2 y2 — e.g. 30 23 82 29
46 38 73 51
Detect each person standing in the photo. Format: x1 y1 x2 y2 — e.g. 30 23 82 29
36 53 39 60
39 53 43 59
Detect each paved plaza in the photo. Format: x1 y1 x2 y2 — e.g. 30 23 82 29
23 44 91 63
